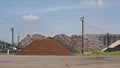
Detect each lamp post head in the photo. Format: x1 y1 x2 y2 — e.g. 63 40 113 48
80 17 85 20
80 17 85 23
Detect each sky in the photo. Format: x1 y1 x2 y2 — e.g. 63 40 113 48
0 0 120 42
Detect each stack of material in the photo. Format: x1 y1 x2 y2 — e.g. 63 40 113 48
17 38 72 55
54 34 106 52
20 34 106 52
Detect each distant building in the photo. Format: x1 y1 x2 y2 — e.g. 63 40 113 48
96 34 120 47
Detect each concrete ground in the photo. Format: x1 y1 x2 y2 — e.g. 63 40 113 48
0 55 120 68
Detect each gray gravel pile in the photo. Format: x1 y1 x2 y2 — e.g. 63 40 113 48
20 34 106 52
20 34 46 47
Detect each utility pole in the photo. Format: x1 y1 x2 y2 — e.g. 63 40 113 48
11 27 14 45
80 17 85 54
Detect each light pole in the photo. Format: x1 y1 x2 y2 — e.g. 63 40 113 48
80 17 85 54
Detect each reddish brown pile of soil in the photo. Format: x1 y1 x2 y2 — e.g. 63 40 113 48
17 38 72 55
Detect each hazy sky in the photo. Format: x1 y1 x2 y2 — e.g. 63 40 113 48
0 0 120 42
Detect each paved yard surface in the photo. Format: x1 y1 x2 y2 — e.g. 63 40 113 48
0 55 120 68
